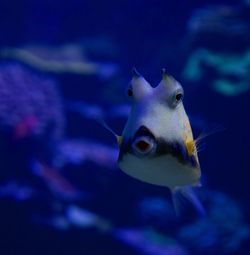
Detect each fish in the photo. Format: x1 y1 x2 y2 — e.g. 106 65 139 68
107 68 205 216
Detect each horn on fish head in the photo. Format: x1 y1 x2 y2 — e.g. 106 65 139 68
155 68 184 108
127 68 153 101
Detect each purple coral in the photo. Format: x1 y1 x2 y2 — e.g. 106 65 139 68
0 63 64 140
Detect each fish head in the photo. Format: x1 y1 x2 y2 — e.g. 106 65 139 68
118 69 200 189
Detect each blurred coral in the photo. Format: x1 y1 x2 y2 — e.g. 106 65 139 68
56 139 118 169
177 189 250 254
0 63 64 140
137 196 176 231
182 48 250 96
0 45 118 79
66 100 130 120
114 228 188 255
187 5 250 49
183 4 250 96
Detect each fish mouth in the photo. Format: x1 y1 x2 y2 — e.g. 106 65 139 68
119 125 198 168
131 126 157 156
132 135 156 156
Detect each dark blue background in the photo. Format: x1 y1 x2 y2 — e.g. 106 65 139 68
0 0 249 254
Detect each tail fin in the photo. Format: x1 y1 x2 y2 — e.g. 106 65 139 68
172 186 205 220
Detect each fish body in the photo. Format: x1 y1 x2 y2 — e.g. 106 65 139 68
117 69 203 215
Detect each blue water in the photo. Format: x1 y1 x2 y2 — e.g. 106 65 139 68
0 1 250 254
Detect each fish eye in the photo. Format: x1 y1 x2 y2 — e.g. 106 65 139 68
171 89 184 107
175 92 183 102
127 88 133 97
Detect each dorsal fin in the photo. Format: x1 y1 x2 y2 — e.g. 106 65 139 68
132 67 141 78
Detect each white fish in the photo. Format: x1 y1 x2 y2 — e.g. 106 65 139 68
115 68 205 216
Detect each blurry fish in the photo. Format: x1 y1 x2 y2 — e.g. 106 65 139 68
106 69 205 216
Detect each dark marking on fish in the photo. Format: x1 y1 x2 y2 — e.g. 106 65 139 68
118 126 199 168
156 138 198 168
133 125 155 140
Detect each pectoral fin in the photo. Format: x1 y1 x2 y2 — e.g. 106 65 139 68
116 136 123 146
98 119 122 146
185 139 196 156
